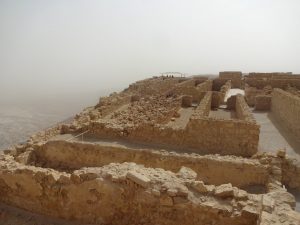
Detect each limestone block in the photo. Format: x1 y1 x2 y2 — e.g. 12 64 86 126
167 188 178 197
233 188 248 200
192 181 215 194
151 188 161 197
241 205 260 221
214 183 234 198
15 151 35 164
262 195 275 213
177 166 197 180
276 149 286 158
127 171 150 188
266 191 296 208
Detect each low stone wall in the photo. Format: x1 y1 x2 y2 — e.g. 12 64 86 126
35 140 269 188
185 117 259 157
191 92 212 118
127 77 181 96
219 71 242 88
197 79 212 91
245 86 265 106
90 91 259 157
235 95 256 122
213 78 228 91
171 80 212 103
245 78 300 89
248 72 298 79
212 81 232 107
211 91 221 108
271 89 300 139
0 155 261 225
255 95 272 111
220 80 231 102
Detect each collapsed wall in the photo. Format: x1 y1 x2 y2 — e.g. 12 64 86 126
271 89 300 139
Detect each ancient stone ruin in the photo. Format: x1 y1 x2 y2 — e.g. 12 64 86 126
1 72 300 225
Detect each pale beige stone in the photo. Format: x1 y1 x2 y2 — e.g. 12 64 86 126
126 171 150 188
214 183 234 198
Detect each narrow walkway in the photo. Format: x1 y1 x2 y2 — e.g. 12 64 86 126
252 110 300 160
166 107 194 129
209 109 236 120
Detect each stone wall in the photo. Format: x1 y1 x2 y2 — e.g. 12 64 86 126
271 89 300 139
212 78 228 91
245 78 300 89
235 95 256 122
244 86 266 106
97 94 131 117
185 117 259 156
255 95 272 111
90 91 259 157
127 77 182 96
35 140 269 188
191 92 212 118
248 72 298 79
170 80 212 103
211 80 231 107
0 154 261 225
219 71 242 88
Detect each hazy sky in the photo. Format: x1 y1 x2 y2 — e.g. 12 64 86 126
1 0 300 107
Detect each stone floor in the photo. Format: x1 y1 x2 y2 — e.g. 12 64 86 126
166 107 194 129
252 110 300 160
209 108 237 120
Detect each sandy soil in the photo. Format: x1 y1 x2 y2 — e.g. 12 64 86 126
0 202 92 225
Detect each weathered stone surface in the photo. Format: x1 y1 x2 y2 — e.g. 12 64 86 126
241 205 260 221
126 171 150 188
214 183 234 198
177 166 197 180
1 75 300 225
192 181 215 194
262 195 275 213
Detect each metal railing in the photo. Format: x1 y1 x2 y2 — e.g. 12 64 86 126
66 130 90 142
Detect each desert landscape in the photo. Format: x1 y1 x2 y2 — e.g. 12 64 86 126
1 71 300 225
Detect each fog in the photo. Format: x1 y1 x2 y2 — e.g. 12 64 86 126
0 1 300 148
